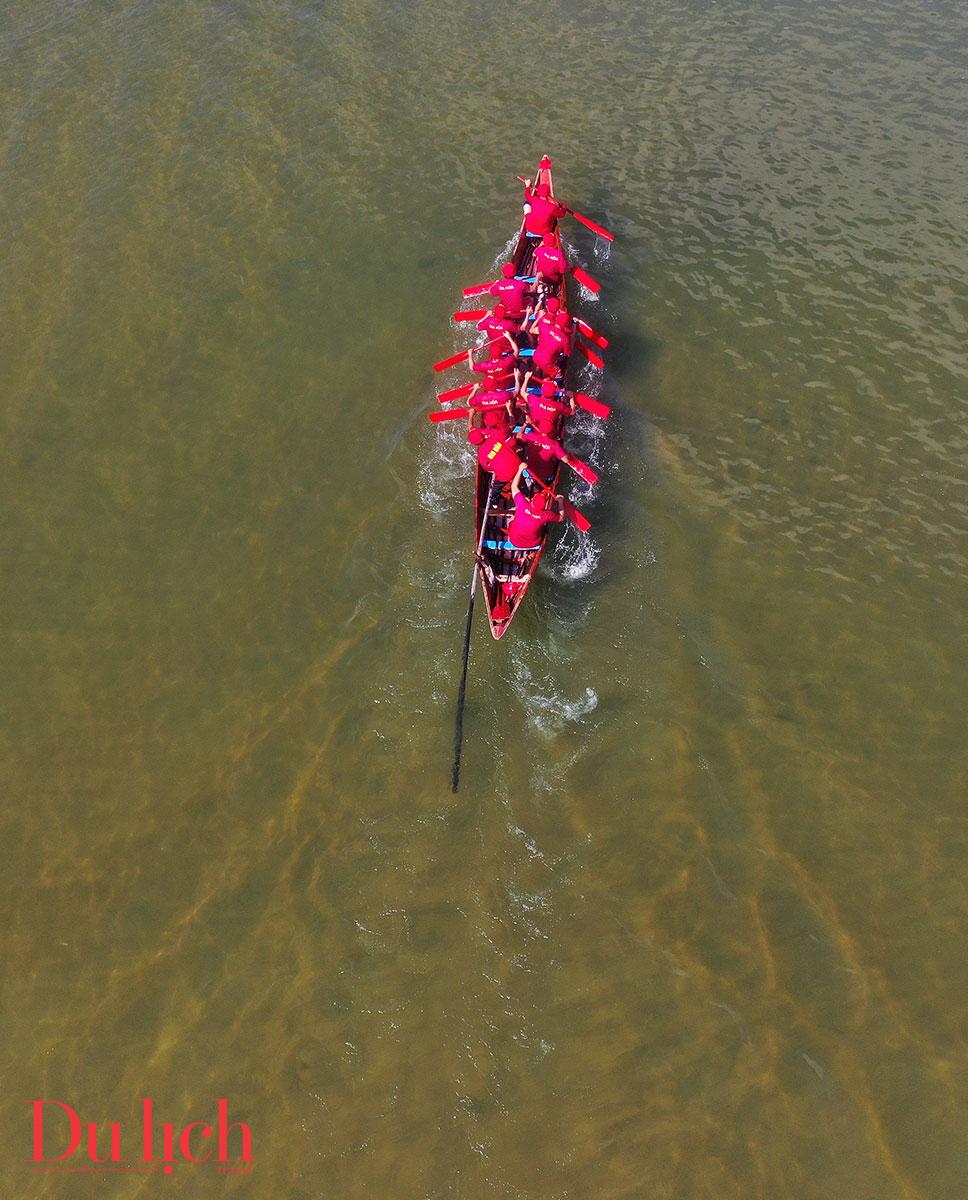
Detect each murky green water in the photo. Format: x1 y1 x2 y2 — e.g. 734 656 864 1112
1 0 965 1196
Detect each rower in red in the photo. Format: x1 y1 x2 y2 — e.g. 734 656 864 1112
527 379 573 434
532 310 575 380
476 302 518 354
468 385 515 433
470 345 519 391
533 233 567 290
523 181 567 238
526 293 561 339
506 464 565 548
489 263 531 320
467 426 523 484
518 425 571 482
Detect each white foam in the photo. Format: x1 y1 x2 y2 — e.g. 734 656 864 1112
509 657 599 738
551 526 600 582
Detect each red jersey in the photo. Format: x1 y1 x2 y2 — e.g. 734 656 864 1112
534 242 566 281
507 491 563 548
537 322 574 360
527 390 569 429
524 191 567 236
489 277 530 316
476 313 517 348
519 427 567 478
533 345 565 378
470 389 512 431
472 431 522 483
473 353 516 387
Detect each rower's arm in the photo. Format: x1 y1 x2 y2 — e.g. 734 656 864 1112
511 463 526 498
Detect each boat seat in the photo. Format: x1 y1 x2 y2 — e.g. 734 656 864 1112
484 539 541 551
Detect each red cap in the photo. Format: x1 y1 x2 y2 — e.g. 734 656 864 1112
501 262 516 278
541 232 556 246
546 296 560 313
556 312 571 328
468 427 486 446
493 302 506 318
531 487 554 510
536 182 551 198
541 380 557 397
539 155 552 170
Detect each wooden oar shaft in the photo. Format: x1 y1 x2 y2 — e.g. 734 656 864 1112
451 479 495 793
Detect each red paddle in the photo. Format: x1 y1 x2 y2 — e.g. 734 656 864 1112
453 309 487 323
571 265 601 294
463 282 494 298
428 407 470 423
565 207 615 242
529 476 592 532
562 498 592 532
578 342 605 369
576 318 608 349
574 392 611 419
565 455 599 486
515 178 615 242
433 335 505 372
437 383 475 403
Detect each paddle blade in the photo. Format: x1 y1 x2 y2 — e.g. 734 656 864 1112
561 499 591 532
579 342 605 369
428 407 469 423
463 282 494 298
570 209 615 242
438 383 475 403
571 265 601 293
453 309 486 323
568 457 599 486
576 318 608 349
434 348 469 372
574 392 611 419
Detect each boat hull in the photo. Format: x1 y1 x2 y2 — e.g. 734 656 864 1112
471 161 573 640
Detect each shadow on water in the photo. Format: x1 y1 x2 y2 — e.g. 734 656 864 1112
544 212 662 626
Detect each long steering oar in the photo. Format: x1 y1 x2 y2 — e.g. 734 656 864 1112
451 477 497 793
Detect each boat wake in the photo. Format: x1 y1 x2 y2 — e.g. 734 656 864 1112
550 525 600 582
508 656 599 739
419 413 474 517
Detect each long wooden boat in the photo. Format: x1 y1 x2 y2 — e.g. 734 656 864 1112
471 158 572 639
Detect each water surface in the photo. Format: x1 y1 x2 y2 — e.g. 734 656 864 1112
0 1 965 1196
